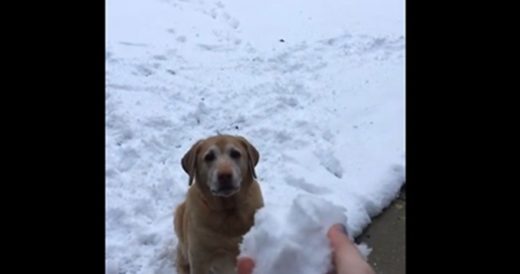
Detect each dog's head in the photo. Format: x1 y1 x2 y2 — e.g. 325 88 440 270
181 135 259 198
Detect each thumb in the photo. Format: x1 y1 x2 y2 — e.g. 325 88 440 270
327 224 355 252
327 224 375 274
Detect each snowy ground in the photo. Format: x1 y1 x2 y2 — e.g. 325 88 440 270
105 0 405 273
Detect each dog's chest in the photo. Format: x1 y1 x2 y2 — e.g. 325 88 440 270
207 209 253 237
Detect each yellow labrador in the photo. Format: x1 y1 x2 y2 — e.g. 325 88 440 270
174 135 264 274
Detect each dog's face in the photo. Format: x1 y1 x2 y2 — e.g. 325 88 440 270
181 135 259 198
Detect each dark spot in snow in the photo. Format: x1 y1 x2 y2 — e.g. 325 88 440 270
166 69 176 75
117 142 122 146
369 121 373 125
201 97 205 101
235 126 239 130
196 118 200 124
279 39 285 43
353 125 358 129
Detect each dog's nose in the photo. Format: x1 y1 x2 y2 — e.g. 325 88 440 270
218 172 233 187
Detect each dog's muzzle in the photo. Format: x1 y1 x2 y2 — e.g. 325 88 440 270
211 172 240 197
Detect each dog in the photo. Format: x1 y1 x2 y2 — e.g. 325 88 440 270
174 135 264 274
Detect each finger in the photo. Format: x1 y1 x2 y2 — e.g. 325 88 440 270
237 257 255 274
329 224 366 262
328 224 375 274
327 224 352 251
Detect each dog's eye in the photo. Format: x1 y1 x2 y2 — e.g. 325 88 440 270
230 149 241 159
204 152 215 162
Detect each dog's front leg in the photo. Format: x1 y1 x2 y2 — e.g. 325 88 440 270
211 252 238 274
189 253 211 274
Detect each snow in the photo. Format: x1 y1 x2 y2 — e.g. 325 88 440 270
239 195 348 274
106 0 405 273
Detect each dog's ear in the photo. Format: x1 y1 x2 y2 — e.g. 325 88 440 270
181 140 203 186
237 136 259 179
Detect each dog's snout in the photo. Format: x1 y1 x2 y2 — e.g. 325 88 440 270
218 172 233 186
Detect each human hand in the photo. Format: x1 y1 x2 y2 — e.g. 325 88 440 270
236 224 375 274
